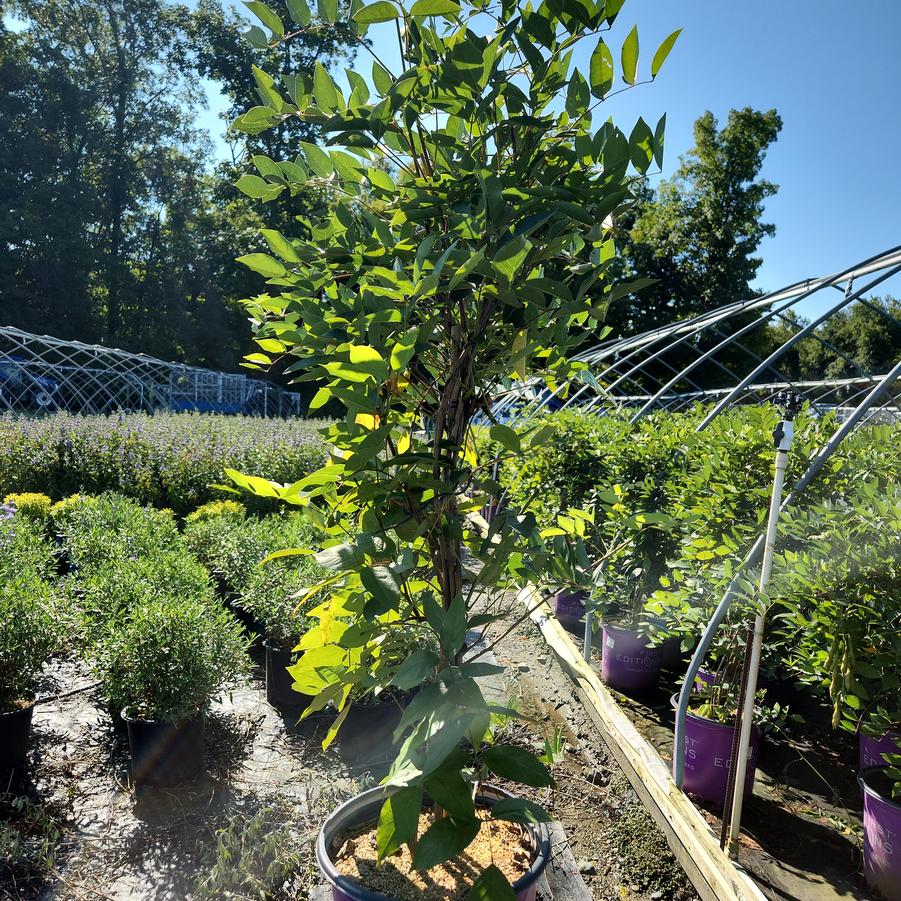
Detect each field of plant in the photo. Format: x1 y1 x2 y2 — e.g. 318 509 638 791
0 413 329 516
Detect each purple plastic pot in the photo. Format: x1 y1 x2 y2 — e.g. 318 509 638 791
860 730 901 772
601 624 663 694
672 695 761 809
316 784 551 901
550 589 587 623
693 668 718 693
859 767 901 900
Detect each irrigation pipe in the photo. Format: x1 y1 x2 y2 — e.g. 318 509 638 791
673 361 901 795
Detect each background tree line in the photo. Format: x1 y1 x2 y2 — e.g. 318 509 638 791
1 3 898 381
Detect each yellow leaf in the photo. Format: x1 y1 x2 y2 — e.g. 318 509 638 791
355 412 380 430
511 329 528 381
397 433 411 454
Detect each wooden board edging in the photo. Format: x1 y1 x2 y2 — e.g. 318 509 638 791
515 585 767 901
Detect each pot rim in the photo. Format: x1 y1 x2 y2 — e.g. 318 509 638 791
316 783 551 901
859 765 901 811
120 707 204 726
669 693 762 732
0 700 36 717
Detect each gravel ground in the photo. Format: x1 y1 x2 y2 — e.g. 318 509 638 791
1 614 697 901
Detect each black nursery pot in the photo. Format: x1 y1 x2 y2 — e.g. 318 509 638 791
0 704 35 772
265 642 310 712
337 696 407 764
122 710 205 787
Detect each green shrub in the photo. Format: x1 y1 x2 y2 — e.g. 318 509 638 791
192 803 309 901
0 515 56 581
0 574 61 711
54 492 180 574
241 564 320 650
65 551 215 635
92 596 250 722
0 412 329 516
185 512 323 596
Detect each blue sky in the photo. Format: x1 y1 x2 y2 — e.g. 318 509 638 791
201 1 901 317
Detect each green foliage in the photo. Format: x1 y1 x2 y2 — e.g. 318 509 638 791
772 480 901 731
92 595 250 721
0 794 66 894
608 107 782 343
0 515 57 582
230 0 672 877
54 493 181 575
0 573 62 711
192 802 309 901
185 510 323 595
0 412 329 516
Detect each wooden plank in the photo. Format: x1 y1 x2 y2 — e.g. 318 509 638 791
516 585 768 901
543 821 594 901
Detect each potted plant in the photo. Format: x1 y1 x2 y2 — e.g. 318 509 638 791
773 481 901 771
0 573 61 773
859 740 901 898
92 596 250 787
590 494 676 694
229 0 677 891
241 564 317 711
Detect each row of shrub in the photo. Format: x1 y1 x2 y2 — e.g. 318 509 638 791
0 412 329 517
494 404 901 740
1 492 327 723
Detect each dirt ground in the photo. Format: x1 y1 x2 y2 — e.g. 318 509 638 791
1 615 698 901
587 645 872 901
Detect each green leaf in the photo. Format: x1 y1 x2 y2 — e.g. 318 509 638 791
377 787 422 861
470 866 515 901
313 62 340 113
353 1 400 23
424 766 475 821
231 106 279 136
651 28 682 78
440 594 467 658
260 229 300 262
318 0 338 22
588 38 614 99
621 25 639 85
482 745 554 788
390 329 418 371
628 117 654 174
287 0 311 24
299 141 333 178
372 61 393 96
492 235 532 288
244 1 284 38
491 797 553 824
235 174 284 200
409 0 461 16
412 816 480 871
236 253 288 278
243 24 269 48
489 423 521 454
653 113 666 168
392 648 440 690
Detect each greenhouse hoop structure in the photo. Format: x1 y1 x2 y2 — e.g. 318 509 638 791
493 244 901 424
0 326 302 417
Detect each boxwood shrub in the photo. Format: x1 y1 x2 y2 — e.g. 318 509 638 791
0 573 62 712
92 596 250 722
